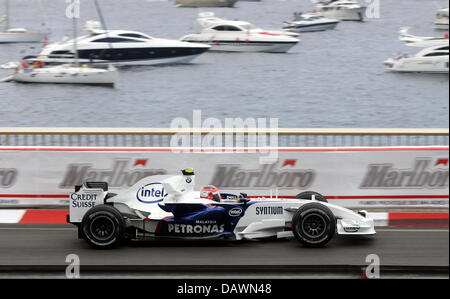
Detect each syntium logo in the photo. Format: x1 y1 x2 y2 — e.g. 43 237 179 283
0 168 17 188
256 206 283 215
360 158 449 189
60 159 167 188
210 163 315 189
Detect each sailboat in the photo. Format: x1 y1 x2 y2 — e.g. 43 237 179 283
0 0 48 43
8 63 118 85
5 0 118 86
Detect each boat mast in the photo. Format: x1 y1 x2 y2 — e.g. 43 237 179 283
72 3 79 67
36 0 49 30
93 0 114 60
4 0 9 31
94 0 108 31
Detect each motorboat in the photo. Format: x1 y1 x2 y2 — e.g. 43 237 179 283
175 0 237 7
4 64 118 86
30 21 210 67
399 27 449 48
384 44 449 73
180 12 299 53
434 8 449 30
314 0 366 21
0 0 48 43
282 12 339 32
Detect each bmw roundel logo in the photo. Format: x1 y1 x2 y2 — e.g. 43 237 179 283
186 177 192 183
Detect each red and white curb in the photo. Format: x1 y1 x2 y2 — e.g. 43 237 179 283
0 210 69 224
373 212 449 228
0 210 448 227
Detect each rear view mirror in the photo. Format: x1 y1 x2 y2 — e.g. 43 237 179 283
238 193 249 204
239 198 250 204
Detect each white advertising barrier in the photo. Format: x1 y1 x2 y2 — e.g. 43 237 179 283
0 146 448 208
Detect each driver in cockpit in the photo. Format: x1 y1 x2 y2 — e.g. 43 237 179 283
200 185 221 202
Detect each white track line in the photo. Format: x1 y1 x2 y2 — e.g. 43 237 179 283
376 229 448 232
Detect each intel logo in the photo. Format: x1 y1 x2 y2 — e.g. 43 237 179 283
229 207 243 217
136 183 167 204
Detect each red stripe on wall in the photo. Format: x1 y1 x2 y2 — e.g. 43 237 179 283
247 195 449 200
0 194 68 198
0 194 447 200
0 146 448 152
326 195 449 200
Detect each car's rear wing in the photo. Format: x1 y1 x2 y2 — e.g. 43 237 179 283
69 182 108 223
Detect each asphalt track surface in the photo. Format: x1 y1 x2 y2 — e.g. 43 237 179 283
0 224 448 278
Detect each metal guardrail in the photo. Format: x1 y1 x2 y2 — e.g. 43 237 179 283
0 128 448 147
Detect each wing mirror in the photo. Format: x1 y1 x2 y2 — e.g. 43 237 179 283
238 193 249 204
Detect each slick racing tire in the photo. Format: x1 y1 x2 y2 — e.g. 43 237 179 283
292 203 336 248
81 204 125 249
295 191 328 203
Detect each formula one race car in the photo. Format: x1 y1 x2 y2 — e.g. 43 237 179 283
68 169 375 248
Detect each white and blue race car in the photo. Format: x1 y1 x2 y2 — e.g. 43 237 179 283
68 169 375 249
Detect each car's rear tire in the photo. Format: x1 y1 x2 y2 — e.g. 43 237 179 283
292 203 336 247
295 191 328 203
81 204 125 249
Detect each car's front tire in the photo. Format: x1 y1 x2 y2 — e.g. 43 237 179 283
295 191 328 203
292 203 336 247
81 204 125 249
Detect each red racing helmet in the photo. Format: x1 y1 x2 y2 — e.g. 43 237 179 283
200 185 221 202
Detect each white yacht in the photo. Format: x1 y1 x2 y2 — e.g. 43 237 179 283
0 0 48 43
384 45 449 73
282 12 339 32
30 21 210 66
175 0 237 7
399 27 449 48
180 12 299 53
434 8 449 30
315 0 366 21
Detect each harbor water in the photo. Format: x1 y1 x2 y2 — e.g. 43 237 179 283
0 0 448 128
